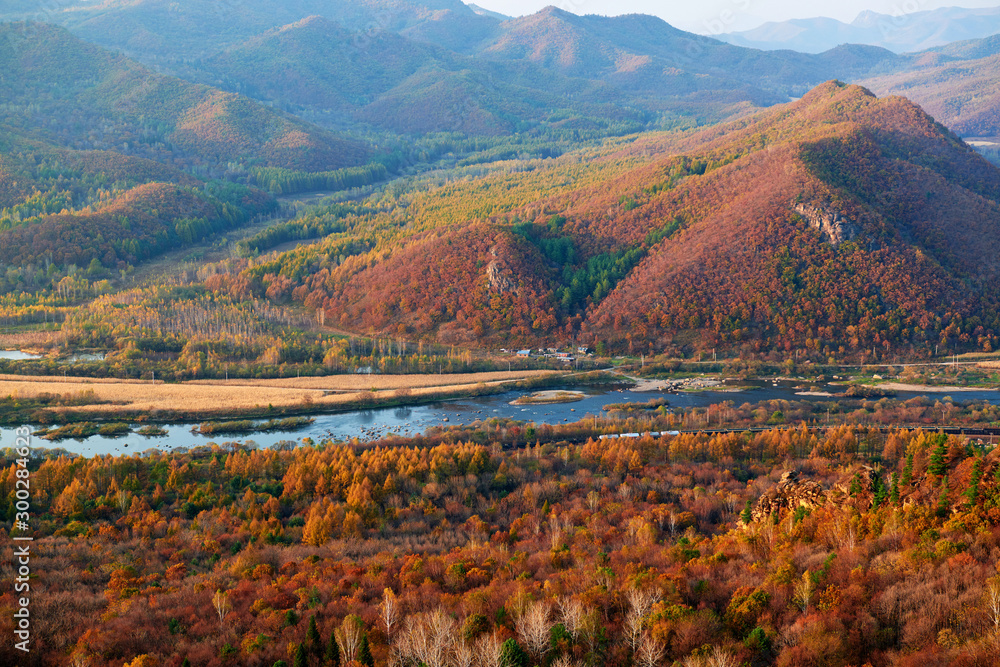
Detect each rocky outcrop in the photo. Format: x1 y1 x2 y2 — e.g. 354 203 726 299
752 470 826 521
793 202 860 246
486 246 519 295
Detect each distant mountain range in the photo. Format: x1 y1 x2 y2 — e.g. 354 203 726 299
4 0 1000 144
0 0 913 135
717 6 1000 54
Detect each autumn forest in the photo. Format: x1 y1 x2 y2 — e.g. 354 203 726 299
3 0 1000 666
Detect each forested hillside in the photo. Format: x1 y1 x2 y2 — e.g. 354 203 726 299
861 43 1000 138
0 0 499 58
1 424 998 666
198 15 642 136
0 22 387 281
0 0 920 137
0 23 368 173
3 6 1000 667
227 82 1000 359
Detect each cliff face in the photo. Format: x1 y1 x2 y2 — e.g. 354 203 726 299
752 470 826 521
487 245 519 295
793 202 860 246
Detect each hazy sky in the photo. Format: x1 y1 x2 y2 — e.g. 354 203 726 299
467 0 1000 33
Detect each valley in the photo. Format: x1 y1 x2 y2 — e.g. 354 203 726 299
1 2 1000 666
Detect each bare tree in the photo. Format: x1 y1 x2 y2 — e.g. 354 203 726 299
625 588 661 653
708 646 739 667
587 490 600 511
211 589 231 624
396 608 456 667
381 587 401 641
636 634 666 667
516 600 552 658
117 489 131 515
793 571 814 613
336 615 365 664
552 655 582 667
549 512 563 550
475 632 504 667
681 647 738 667
558 597 585 640
987 578 1000 636
452 639 475 667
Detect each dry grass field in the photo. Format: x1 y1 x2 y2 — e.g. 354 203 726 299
0 331 59 349
188 370 557 391
0 370 561 418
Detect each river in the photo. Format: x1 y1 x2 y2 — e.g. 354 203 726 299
9 379 1000 457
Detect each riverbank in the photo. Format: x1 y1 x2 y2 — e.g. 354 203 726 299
869 382 994 393
0 370 562 422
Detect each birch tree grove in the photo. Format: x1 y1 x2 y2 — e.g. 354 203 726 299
394 608 457 667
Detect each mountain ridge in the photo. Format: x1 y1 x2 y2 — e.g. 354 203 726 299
717 6 1000 54
238 81 1000 356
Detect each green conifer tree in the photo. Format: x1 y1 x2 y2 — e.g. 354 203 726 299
324 629 340 667
293 643 307 667
936 476 950 518
499 638 529 667
849 473 861 497
307 615 322 657
928 437 948 477
740 500 753 525
901 451 914 487
872 476 887 509
358 634 374 667
966 459 983 506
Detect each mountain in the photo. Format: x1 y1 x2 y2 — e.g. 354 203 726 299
466 4 510 21
196 15 639 135
718 6 1000 54
475 8 899 109
860 42 1000 138
0 23 367 172
250 82 1000 356
0 0 500 60
0 0 910 136
584 82 1000 354
0 22 386 279
480 8 814 88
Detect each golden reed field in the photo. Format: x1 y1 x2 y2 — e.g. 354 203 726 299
0 370 559 417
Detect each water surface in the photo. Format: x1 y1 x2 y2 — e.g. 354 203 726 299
11 379 998 457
